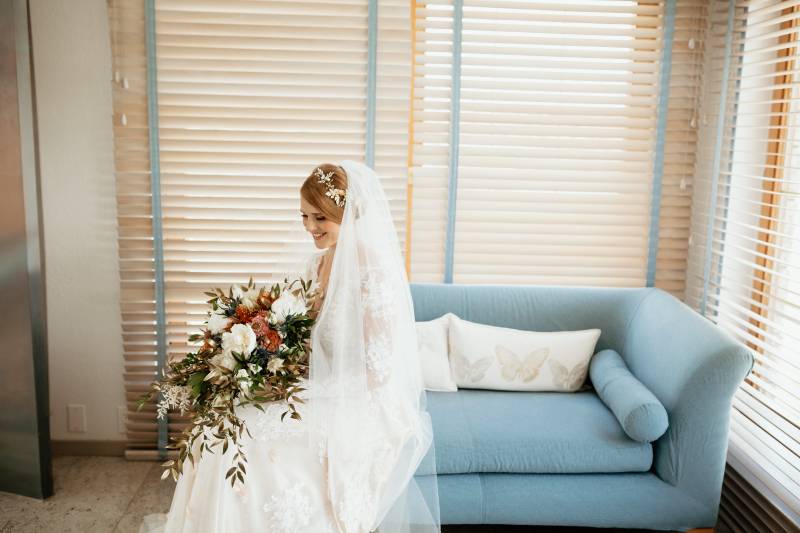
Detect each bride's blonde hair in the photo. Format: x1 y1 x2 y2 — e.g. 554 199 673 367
300 163 348 224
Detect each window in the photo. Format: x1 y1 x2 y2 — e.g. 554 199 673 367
410 0 695 288
686 0 800 514
109 0 411 455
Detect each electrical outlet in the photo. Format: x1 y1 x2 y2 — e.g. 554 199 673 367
67 404 86 433
117 406 127 434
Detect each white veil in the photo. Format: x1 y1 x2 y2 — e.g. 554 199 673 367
297 159 441 533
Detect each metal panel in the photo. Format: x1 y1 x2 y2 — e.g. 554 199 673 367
0 0 53 499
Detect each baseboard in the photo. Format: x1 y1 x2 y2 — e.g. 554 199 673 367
51 439 126 457
124 449 179 461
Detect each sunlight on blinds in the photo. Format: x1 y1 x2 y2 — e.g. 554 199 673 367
456 0 661 285
109 0 161 451
409 1 456 282
686 0 800 515
109 0 412 454
411 0 673 286
659 1 709 296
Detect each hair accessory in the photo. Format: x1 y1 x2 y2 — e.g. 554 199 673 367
315 167 347 208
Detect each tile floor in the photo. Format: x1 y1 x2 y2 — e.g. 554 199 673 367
0 457 171 533
0 456 673 533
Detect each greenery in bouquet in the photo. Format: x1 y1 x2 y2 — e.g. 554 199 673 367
137 274 321 487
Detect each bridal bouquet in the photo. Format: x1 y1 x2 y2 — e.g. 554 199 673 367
137 275 320 486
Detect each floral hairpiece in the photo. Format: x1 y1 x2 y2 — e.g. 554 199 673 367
315 167 347 208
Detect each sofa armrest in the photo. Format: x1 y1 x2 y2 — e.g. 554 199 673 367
622 289 754 513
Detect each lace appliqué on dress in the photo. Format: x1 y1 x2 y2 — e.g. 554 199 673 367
360 266 396 385
337 470 373 533
334 436 396 533
365 334 391 383
360 267 395 323
253 402 305 443
262 481 313 533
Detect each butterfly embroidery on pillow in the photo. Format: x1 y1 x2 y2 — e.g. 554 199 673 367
495 345 549 383
451 351 492 383
549 359 589 391
416 328 437 354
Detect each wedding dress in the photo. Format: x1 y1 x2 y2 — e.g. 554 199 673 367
139 254 340 533
140 160 440 533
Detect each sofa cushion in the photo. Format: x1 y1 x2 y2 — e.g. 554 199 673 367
421 388 653 475
416 313 458 391
590 348 669 442
448 314 600 392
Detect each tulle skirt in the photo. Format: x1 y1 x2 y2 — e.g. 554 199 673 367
139 385 340 533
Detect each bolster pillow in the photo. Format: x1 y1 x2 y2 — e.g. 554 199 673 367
590 348 669 443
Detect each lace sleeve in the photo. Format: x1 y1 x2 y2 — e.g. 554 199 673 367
303 252 320 282
360 264 397 389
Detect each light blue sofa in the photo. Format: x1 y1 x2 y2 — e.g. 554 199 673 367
409 283 754 531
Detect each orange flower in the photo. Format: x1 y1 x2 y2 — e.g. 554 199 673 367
264 329 282 352
257 289 274 310
235 304 255 323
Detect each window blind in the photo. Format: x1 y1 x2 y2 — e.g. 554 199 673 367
658 1 710 296
108 0 412 456
686 0 800 516
109 0 162 453
409 1 457 282
410 0 687 287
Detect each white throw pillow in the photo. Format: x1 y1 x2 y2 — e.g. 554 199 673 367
448 314 601 392
416 313 458 392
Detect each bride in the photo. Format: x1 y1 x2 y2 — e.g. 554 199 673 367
140 160 440 533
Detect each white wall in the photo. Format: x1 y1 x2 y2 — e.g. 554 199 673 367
30 0 125 441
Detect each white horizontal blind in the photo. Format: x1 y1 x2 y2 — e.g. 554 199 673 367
108 0 163 451
372 0 414 248
686 0 800 515
409 0 715 292
411 0 669 286
454 0 666 285
409 0 457 282
658 1 710 297
108 0 412 454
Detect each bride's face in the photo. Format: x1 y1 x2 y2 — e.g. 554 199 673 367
300 197 341 249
